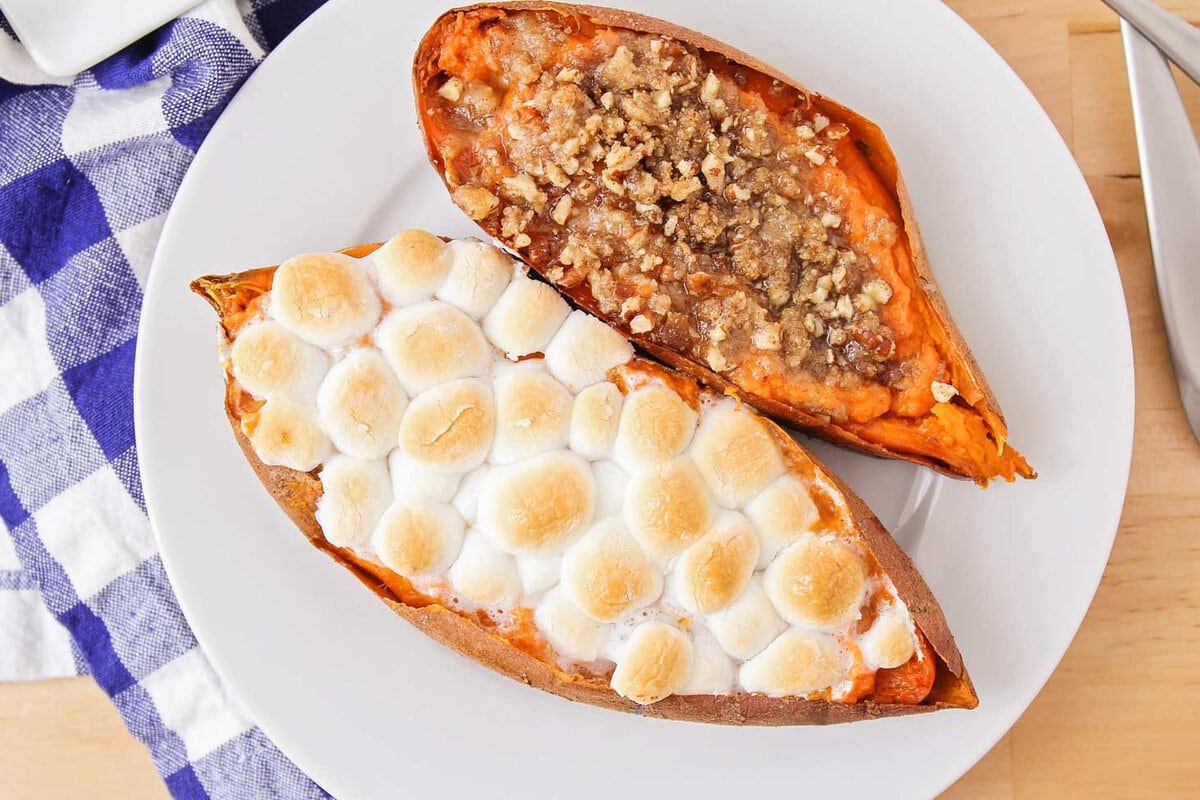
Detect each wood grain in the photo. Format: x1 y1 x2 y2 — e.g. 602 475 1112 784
0 678 168 800
3 1 1199 797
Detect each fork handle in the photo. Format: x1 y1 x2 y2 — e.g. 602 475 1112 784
1123 20 1200 442
1103 0 1200 86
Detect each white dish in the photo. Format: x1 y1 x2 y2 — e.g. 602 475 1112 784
134 1 1133 798
0 0 200 77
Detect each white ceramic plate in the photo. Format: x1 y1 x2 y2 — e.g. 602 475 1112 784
135 1 1133 797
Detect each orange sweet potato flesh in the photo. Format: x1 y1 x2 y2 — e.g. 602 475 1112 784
413 3 1034 485
190 243 977 725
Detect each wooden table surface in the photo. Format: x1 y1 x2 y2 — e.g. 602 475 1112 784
3 2 1200 797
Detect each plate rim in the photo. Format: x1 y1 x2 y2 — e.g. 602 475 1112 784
134 0 1134 796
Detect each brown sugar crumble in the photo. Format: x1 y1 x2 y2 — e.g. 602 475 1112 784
429 13 902 390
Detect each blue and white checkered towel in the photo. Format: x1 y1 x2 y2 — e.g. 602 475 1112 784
0 2 331 796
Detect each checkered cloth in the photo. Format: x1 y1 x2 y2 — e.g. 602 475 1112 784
0 2 331 797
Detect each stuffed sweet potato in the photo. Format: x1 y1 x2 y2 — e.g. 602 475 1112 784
191 231 976 724
413 3 1033 485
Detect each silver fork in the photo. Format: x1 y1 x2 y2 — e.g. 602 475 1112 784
1103 0 1200 83
1101 0 1200 443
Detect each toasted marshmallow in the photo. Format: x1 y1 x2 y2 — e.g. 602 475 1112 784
680 633 736 694
535 588 606 662
610 622 693 705
398 379 495 473
372 229 452 306
372 500 464 577
763 534 868 631
517 553 563 595
314 456 392 549
435 241 513 319
376 301 489 395
745 475 820 569
739 631 843 697
543 311 633 392
561 519 662 622
624 457 714 562
248 399 331 471
569 382 623 459
230 321 329 401
452 466 488 524
482 271 570 357
689 400 785 508
673 511 759 614
271 252 380 347
612 384 697 473
490 364 572 463
387 450 461 503
317 349 407 459
706 576 787 660
477 451 594 554
591 460 629 520
448 532 522 607
858 602 918 670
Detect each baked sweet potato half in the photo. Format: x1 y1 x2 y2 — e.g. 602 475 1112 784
413 3 1033 485
191 231 976 724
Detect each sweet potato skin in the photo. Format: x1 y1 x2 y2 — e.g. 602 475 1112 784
412 2 1033 485
190 246 977 725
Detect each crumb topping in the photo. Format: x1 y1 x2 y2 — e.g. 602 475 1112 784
431 13 905 391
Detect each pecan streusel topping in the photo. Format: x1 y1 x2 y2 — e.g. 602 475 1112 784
429 14 906 394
